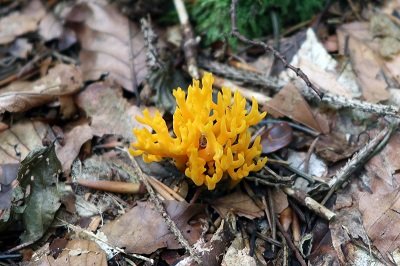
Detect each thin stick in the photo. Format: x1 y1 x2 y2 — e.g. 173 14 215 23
321 123 397 205
283 187 336 221
276 218 307 266
230 0 323 99
129 155 201 263
173 0 199 79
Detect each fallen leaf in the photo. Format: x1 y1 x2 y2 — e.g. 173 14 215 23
55 123 93 174
100 200 205 254
338 22 400 91
8 38 33 59
265 83 326 133
356 131 400 263
0 164 19 209
279 28 359 98
0 120 49 164
330 187 373 264
315 133 362 163
212 190 264 219
347 36 389 103
18 143 62 242
75 82 147 141
39 13 64 41
260 122 293 154
66 2 147 93
0 64 83 114
34 239 107 266
0 0 46 44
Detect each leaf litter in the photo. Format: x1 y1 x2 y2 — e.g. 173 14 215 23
3 0 400 265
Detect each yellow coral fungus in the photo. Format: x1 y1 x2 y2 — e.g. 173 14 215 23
130 73 267 190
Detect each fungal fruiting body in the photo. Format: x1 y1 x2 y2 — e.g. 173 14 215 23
130 73 267 190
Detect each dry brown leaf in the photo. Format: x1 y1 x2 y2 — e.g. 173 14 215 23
56 123 93 174
0 0 46 44
100 200 204 254
0 120 48 164
75 82 147 141
34 239 107 266
356 131 400 263
0 64 83 114
328 184 377 265
212 190 264 219
315 133 362 163
347 37 389 103
338 22 399 99
66 2 147 93
265 83 326 133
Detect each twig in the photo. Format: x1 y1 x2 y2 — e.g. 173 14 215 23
276 218 307 266
321 122 397 205
140 17 163 70
304 136 319 174
230 0 323 99
267 188 277 253
128 24 140 105
173 0 199 79
282 187 336 221
199 58 400 118
129 154 201 264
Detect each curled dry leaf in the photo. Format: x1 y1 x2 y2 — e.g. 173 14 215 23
261 122 293 154
66 2 147 93
0 64 83 114
100 200 205 254
315 132 362 163
55 123 93 174
0 0 46 44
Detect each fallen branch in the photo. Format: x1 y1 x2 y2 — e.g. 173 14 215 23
199 58 400 118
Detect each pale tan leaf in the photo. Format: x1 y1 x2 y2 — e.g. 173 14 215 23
75 82 148 141
0 64 83 114
66 2 147 93
56 123 93 174
0 0 46 44
347 37 390 103
33 239 107 266
0 120 48 164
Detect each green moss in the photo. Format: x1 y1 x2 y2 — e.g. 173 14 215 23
189 0 324 47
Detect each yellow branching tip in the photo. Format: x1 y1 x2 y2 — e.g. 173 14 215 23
130 73 267 190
